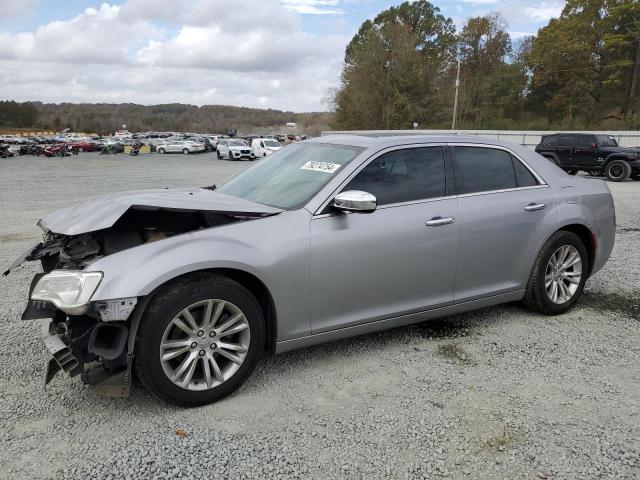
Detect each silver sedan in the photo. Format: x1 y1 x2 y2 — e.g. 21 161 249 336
8 135 615 406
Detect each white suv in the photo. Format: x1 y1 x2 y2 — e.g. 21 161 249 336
217 139 253 160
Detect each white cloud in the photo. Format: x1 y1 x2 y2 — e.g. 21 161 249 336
523 3 564 22
281 0 345 15
454 0 564 36
0 0 38 18
0 0 347 111
0 4 159 65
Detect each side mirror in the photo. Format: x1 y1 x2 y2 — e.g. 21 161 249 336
332 191 377 213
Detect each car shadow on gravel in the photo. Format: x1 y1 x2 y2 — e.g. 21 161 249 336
580 291 640 320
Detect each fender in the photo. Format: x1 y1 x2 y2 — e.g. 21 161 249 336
86 209 313 342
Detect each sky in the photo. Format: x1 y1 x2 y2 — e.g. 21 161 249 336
0 0 565 112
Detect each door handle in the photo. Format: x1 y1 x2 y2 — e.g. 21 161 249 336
425 216 455 227
525 203 546 212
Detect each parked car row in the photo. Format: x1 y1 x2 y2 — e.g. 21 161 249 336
1 130 295 159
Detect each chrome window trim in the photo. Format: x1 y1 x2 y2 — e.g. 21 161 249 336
312 142 549 217
448 142 547 186
312 143 450 216
456 184 549 199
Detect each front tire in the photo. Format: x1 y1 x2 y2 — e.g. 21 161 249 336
217 150 222 159
605 160 631 182
158 148 165 154
135 275 265 407
523 231 588 315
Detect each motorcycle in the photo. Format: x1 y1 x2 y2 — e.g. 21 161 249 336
0 144 14 158
19 144 45 156
129 142 142 156
43 143 74 157
100 142 124 155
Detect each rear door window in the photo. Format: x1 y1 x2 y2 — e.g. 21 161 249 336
453 147 517 194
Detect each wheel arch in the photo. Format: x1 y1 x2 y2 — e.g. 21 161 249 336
128 268 278 356
557 224 596 277
604 154 631 165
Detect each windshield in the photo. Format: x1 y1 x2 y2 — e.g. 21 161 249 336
596 135 618 147
264 140 280 147
218 142 364 210
229 140 246 146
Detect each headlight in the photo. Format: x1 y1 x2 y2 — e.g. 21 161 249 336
31 271 103 314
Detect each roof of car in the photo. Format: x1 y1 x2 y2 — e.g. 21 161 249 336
308 134 506 149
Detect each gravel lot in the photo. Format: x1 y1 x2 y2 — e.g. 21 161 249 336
1 153 639 479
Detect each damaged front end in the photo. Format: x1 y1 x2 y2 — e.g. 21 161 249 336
7 188 282 395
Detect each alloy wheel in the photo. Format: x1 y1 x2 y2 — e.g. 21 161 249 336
159 299 251 391
609 164 624 179
544 245 582 304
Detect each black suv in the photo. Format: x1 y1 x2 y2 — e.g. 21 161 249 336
535 133 640 182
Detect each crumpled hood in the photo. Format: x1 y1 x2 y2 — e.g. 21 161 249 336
39 187 282 236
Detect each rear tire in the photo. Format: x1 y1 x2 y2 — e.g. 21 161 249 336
183 148 190 155
523 231 588 315
135 274 265 407
605 160 631 182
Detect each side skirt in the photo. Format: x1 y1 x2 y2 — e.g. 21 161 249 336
275 290 525 354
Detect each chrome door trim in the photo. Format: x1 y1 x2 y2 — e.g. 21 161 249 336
524 203 547 212
425 216 455 227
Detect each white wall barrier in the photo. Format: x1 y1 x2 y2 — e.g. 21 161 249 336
322 129 640 149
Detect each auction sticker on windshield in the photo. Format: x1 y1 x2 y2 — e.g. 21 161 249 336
300 161 341 174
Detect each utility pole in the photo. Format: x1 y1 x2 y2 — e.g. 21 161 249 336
452 59 461 130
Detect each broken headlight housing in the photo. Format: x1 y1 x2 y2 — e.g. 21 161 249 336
31 271 103 314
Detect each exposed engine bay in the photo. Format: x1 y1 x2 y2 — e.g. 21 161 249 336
22 206 265 272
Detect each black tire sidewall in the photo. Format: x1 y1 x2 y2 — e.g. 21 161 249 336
135 276 265 407
531 231 588 314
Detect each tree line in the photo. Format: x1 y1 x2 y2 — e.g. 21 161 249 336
332 0 640 131
0 102 333 136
